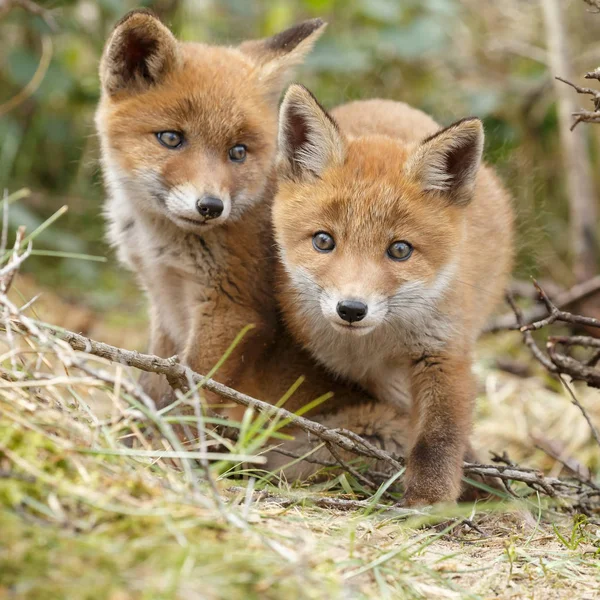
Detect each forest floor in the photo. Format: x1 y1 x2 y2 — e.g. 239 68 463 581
1 275 599 599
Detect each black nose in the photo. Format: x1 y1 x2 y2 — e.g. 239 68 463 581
336 300 368 324
196 196 224 220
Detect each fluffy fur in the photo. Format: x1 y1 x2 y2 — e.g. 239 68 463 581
273 86 514 504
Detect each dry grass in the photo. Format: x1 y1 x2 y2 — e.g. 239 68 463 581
1 260 600 598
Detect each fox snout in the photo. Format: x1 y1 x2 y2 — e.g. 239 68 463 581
163 183 232 231
318 289 384 335
196 196 224 220
336 300 368 323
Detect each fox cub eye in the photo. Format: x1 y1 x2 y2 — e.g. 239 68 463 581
387 241 413 261
156 131 184 149
228 144 247 162
313 232 335 253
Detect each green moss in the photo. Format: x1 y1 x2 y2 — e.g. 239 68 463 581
0 508 344 600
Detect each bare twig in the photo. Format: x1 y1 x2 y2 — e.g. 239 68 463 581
503 281 600 388
520 281 600 332
533 435 594 483
501 280 600 453
506 291 557 372
548 335 600 348
556 374 600 448
0 313 583 497
32 323 600 496
486 274 600 332
226 485 426 518
555 76 600 129
9 320 405 471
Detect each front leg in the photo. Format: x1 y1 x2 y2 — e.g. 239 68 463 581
402 352 475 506
181 303 269 420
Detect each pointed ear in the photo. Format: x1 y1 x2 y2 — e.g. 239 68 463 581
277 84 345 181
239 19 326 102
100 9 179 96
404 118 484 206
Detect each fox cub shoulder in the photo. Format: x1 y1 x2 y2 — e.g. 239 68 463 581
273 85 514 505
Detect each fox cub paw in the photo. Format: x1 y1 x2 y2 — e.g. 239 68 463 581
401 478 460 507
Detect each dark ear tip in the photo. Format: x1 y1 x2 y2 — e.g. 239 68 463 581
456 116 484 130
264 18 327 53
113 8 161 30
304 17 327 31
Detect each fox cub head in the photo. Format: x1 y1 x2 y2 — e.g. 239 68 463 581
96 10 325 231
273 85 484 339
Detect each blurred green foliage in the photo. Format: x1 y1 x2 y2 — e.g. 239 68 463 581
1 0 600 311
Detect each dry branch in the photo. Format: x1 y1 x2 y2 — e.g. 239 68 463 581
502 280 600 458
487 274 600 332
522 282 600 332
12 320 405 472
3 318 590 500
226 485 426 518
503 280 600 388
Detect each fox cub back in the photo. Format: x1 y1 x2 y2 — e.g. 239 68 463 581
273 85 513 505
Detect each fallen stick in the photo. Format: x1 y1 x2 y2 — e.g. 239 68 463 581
27 321 590 496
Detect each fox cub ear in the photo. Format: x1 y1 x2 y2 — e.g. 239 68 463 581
277 84 345 180
100 9 179 96
240 19 326 102
405 118 484 206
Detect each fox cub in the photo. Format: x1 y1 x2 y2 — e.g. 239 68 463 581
273 85 514 505
95 9 330 400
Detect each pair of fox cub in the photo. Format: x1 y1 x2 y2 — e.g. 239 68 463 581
96 10 513 506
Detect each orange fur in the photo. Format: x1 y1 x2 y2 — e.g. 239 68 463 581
273 86 514 504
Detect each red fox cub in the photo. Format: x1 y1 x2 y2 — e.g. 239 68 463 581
95 9 330 399
95 10 414 477
273 85 514 505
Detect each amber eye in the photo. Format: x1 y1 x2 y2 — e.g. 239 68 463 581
387 241 413 261
313 232 335 253
228 144 247 162
156 131 184 149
